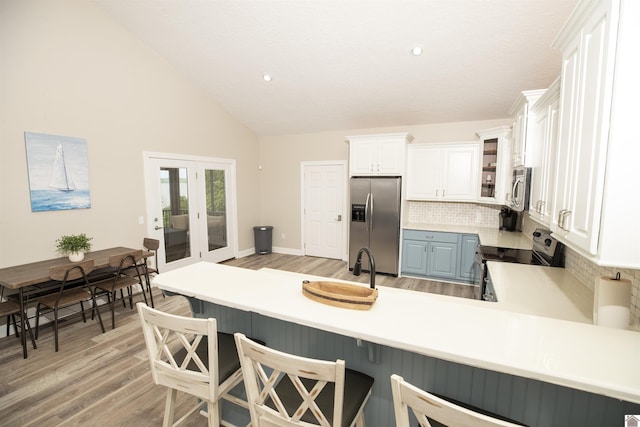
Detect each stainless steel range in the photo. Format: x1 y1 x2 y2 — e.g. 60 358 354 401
473 228 564 301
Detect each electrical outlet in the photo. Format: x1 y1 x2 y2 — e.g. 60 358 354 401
138 216 144 225
281 233 286 240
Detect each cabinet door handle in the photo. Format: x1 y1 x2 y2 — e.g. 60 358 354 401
562 209 571 231
443 189 446 197
436 189 439 197
558 209 571 230
557 209 566 227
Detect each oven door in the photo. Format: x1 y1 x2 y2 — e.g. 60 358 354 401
471 249 485 299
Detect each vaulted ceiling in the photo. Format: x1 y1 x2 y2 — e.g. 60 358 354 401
95 0 578 136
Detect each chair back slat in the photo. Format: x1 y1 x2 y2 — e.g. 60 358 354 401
108 250 143 270
143 238 160 251
49 260 95 282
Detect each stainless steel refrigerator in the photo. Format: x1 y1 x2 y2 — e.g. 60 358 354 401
349 176 401 276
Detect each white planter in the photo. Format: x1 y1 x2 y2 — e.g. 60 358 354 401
68 251 84 262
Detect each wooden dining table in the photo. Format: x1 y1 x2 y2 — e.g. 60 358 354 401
0 247 149 358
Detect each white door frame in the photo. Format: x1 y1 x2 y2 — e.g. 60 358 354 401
143 151 239 271
300 161 348 261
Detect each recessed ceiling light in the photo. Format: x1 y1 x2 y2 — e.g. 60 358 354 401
263 74 272 82
411 46 423 56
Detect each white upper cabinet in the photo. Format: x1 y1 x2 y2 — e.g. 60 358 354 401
406 143 479 201
528 78 560 226
476 126 511 205
348 133 412 176
509 89 546 167
551 0 640 267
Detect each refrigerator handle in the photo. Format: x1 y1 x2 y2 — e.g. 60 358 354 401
370 193 374 231
365 192 371 233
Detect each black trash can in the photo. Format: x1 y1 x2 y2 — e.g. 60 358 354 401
253 226 273 255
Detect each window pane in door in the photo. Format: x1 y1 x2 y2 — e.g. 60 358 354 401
160 167 191 262
205 169 227 251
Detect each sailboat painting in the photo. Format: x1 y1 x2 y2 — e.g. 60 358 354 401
25 132 91 212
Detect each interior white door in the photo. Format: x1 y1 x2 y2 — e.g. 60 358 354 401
144 154 237 272
303 163 345 259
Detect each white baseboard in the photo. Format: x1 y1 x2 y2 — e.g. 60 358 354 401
272 246 304 256
237 246 304 259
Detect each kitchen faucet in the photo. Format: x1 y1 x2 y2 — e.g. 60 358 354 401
352 247 376 289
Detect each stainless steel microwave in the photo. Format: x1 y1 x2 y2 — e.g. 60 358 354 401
508 167 531 212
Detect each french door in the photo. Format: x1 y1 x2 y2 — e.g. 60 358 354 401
144 153 237 272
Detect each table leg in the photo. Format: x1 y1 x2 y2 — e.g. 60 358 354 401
19 288 27 359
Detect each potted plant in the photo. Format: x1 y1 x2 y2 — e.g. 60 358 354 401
56 233 93 262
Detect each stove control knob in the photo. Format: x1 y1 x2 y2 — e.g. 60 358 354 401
533 231 542 238
545 238 552 246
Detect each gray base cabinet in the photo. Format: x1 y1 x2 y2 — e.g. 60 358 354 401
401 229 478 283
401 240 428 275
428 241 458 279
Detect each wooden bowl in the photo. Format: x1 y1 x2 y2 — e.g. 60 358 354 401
301 280 378 310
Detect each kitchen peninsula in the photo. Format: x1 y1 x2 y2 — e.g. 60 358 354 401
154 262 640 426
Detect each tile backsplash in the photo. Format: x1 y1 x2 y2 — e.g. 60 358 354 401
563 243 640 328
407 201 640 328
406 201 501 228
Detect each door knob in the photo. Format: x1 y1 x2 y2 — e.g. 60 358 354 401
335 215 342 222
154 226 163 230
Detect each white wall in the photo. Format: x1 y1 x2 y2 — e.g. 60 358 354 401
0 0 261 266
258 118 512 252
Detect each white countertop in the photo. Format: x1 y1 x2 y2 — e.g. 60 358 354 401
487 262 594 324
403 222 533 250
154 261 640 404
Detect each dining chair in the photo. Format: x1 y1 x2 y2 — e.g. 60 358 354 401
0 286 36 349
137 303 250 427
143 237 160 275
390 374 524 427
121 239 161 308
142 237 161 306
34 260 105 352
93 250 147 329
234 332 374 427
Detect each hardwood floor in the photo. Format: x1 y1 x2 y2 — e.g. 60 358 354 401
0 254 473 426
0 289 198 427
222 253 475 299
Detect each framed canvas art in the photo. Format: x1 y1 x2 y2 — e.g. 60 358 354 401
24 132 91 212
